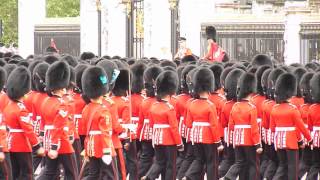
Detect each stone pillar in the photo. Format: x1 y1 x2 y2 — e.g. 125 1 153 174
179 0 215 56
80 0 98 54
18 0 46 57
144 0 171 59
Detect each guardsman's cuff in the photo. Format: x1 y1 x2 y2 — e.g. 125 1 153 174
39 131 45 137
69 135 74 142
32 143 41 152
51 144 59 151
298 140 304 147
103 148 111 155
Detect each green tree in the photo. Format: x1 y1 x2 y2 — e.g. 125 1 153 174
0 0 80 46
0 0 18 45
47 0 80 17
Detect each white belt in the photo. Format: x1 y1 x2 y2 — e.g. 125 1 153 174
313 126 320 131
74 114 82 119
89 131 102 135
10 129 24 133
257 118 262 123
235 125 251 129
122 124 136 129
193 122 210 126
144 119 150 123
36 116 41 121
45 125 69 131
154 124 170 128
63 127 69 131
0 125 6 130
275 127 296 131
118 118 123 123
304 124 308 128
131 117 139 122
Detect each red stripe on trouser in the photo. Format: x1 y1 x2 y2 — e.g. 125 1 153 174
117 148 127 180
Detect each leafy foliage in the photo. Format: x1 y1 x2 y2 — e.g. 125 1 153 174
47 0 80 17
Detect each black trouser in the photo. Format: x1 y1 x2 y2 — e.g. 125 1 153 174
0 152 12 180
79 135 86 151
38 153 78 180
272 149 299 180
225 146 260 180
218 144 235 178
33 150 43 172
176 138 187 173
81 157 118 180
260 142 269 178
123 139 138 180
10 152 33 180
72 139 81 173
263 144 278 180
138 141 154 178
185 143 219 180
299 146 312 179
146 145 177 180
307 147 320 180
177 142 194 179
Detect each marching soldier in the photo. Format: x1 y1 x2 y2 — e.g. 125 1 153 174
3 67 45 180
289 67 307 110
81 66 118 179
203 26 228 62
299 72 314 178
185 67 223 180
137 65 163 179
270 73 312 180
307 72 320 180
38 61 78 180
223 72 262 180
142 70 183 180
0 67 12 180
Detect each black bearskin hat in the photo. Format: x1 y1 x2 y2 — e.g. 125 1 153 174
237 72 257 101
256 65 271 95
163 66 176 72
292 67 307 97
4 64 16 78
155 70 178 99
305 62 318 72
193 67 215 95
144 65 163 97
112 69 130 96
0 59 6 67
69 67 76 89
80 52 95 61
205 26 216 41
310 72 320 103
6 67 31 101
177 66 185 93
181 65 197 94
181 55 197 64
300 72 314 103
43 55 59 64
33 63 49 93
17 61 29 68
75 64 89 92
251 54 273 68
0 67 7 91
160 60 177 69
209 64 224 91
220 67 233 88
46 61 70 93
82 66 109 99
267 68 285 100
275 73 297 104
225 69 245 101
247 67 257 74
96 60 119 90
61 55 78 67
261 69 272 97
186 68 198 97
130 62 147 93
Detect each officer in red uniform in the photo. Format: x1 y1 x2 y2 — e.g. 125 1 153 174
185 67 223 180
223 72 262 180
142 70 183 180
0 67 12 180
270 73 312 180
81 66 118 180
219 68 245 178
203 26 228 62
289 67 307 110
3 67 45 180
111 68 131 180
31 62 49 171
137 65 163 179
38 61 78 180
298 72 314 178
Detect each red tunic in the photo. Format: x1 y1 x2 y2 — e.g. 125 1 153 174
150 100 182 146
3 101 40 152
103 98 124 149
228 101 260 147
289 96 305 110
137 97 157 141
261 100 276 144
209 92 226 138
82 102 115 157
307 104 320 147
63 94 78 140
130 93 145 139
250 94 266 123
186 98 221 144
0 92 9 152
72 93 87 136
183 98 195 141
220 100 236 145
175 94 191 138
111 96 130 140
31 92 49 136
41 96 74 154
270 103 311 150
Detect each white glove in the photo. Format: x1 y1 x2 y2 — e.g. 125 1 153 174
102 154 112 165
